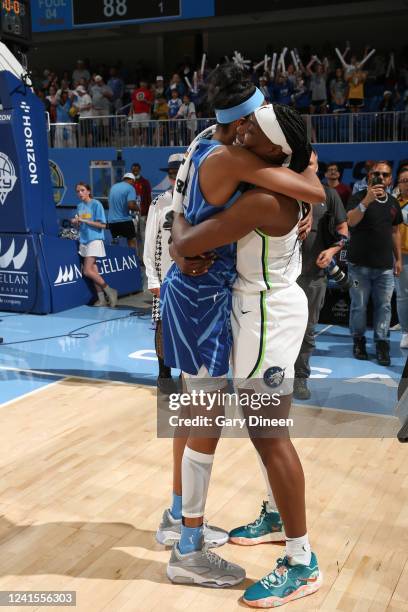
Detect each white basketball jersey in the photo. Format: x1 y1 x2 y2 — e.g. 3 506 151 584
233 204 302 294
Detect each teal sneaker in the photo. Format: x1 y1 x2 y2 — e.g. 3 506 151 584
229 501 285 545
242 553 322 608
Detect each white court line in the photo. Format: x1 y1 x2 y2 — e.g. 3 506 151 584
0 365 151 388
315 324 333 337
0 377 64 408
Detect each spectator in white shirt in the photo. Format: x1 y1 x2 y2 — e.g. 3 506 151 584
72 60 91 87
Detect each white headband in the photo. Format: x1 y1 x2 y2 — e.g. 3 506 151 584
254 105 292 156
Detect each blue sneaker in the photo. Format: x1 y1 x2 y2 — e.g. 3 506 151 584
229 501 285 545
243 553 322 608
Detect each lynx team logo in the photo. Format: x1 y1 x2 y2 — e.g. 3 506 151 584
263 366 285 388
0 152 18 205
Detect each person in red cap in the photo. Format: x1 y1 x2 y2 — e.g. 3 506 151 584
131 162 152 251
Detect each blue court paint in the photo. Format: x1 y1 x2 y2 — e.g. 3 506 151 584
0 369 63 406
0 307 404 414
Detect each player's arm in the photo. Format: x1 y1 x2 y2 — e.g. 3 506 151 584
207 146 324 204
172 190 280 257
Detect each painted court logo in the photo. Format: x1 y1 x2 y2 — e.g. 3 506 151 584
263 366 285 388
0 152 18 205
0 239 28 270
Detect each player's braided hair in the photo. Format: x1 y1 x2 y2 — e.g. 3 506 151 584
273 104 312 174
205 63 255 116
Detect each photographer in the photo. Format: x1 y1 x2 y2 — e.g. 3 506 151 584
294 186 348 400
347 161 403 366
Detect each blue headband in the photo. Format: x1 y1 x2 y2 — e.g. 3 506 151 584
215 87 264 124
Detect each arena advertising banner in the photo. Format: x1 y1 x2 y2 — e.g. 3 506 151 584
41 236 142 313
31 0 214 32
0 234 50 313
0 71 57 235
49 143 408 207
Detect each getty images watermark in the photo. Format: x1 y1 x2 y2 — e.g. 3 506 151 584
157 386 295 438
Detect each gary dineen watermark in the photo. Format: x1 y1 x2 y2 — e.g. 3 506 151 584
157 377 402 439
167 390 293 430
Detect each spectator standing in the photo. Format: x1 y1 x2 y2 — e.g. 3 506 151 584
273 73 294 105
294 186 348 399
176 93 197 143
74 86 93 146
54 91 75 148
46 85 59 123
107 173 139 252
166 73 185 98
167 89 182 145
107 67 125 113
347 68 367 112
131 163 152 248
72 60 91 87
307 61 328 113
258 75 272 102
293 77 311 114
153 95 169 145
330 68 347 112
325 162 352 207
90 75 113 144
130 79 153 146
347 161 403 366
154 75 166 99
395 168 408 347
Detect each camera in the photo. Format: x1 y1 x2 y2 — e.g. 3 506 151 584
370 175 384 187
326 259 352 290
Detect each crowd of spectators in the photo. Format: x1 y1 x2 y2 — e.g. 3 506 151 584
33 46 408 146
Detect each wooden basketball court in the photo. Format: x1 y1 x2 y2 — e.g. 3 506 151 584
1 378 407 611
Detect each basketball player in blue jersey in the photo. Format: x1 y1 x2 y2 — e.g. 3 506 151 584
159 64 324 591
171 104 322 608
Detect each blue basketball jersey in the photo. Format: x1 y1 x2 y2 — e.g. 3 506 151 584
161 138 239 376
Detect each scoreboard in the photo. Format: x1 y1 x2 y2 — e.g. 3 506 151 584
0 0 31 44
72 1 181 27
31 0 213 32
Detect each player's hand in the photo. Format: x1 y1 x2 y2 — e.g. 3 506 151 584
362 184 385 206
298 204 312 241
178 253 215 276
149 287 161 297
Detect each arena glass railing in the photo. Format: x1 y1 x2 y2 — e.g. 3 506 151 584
48 111 408 148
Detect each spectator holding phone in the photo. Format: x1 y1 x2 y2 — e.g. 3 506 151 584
347 161 403 366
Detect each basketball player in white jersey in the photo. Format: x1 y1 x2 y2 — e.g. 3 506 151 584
171 104 322 608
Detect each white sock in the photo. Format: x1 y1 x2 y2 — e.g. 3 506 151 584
286 533 311 566
97 291 105 301
256 451 278 512
182 447 214 518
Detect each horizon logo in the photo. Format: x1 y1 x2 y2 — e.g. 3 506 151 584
54 264 82 286
0 152 18 205
0 239 28 270
20 101 39 185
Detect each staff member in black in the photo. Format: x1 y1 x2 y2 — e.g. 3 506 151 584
294 185 348 400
